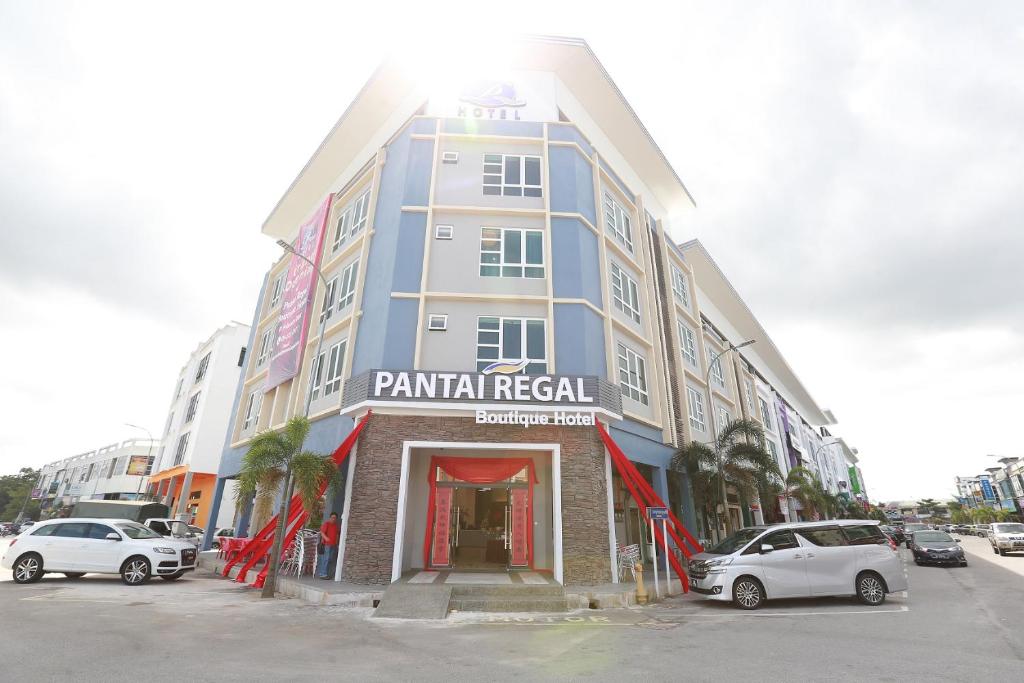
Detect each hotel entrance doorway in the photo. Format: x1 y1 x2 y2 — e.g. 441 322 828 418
425 456 535 571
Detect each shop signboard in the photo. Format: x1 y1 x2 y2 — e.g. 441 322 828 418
30 488 41 499
647 507 669 520
66 483 84 496
266 196 332 391
980 478 996 501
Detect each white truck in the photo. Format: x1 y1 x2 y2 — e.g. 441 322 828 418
988 522 1024 556
144 518 202 548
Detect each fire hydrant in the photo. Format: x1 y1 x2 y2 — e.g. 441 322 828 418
634 562 648 604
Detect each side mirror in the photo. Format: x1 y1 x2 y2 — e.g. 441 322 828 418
759 543 775 554
105 532 121 541
956 539 962 543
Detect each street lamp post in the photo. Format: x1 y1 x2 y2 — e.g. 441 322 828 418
704 338 755 540
125 423 155 500
261 239 331 599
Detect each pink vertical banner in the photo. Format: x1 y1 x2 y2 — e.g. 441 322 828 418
509 488 529 567
266 197 333 391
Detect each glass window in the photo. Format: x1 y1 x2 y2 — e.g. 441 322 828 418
761 529 799 551
686 386 706 431
336 260 359 311
842 525 885 545
309 350 325 399
256 328 273 367
759 397 775 432
671 266 690 308
194 353 211 383
323 340 347 397
616 343 649 405
117 523 161 540
797 527 847 547
679 322 698 366
173 432 190 467
87 524 117 540
185 391 201 423
482 154 543 198
243 390 262 430
31 524 58 537
610 262 641 324
479 227 544 278
319 276 338 323
269 276 284 308
603 192 633 252
52 522 91 538
332 189 371 252
707 347 726 387
475 317 547 373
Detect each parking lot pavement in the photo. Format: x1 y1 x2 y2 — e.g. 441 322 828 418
2 556 1024 681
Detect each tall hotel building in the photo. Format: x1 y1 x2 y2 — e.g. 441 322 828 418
207 37 853 586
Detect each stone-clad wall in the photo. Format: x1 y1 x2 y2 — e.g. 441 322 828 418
341 413 612 585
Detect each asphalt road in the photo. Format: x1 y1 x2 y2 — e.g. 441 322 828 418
1 535 1022 682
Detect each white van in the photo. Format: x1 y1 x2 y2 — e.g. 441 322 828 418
687 520 907 610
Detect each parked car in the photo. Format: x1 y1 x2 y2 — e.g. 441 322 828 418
987 522 1024 556
1 518 197 585
975 524 992 538
687 520 907 610
909 530 967 567
902 523 930 547
211 527 235 550
880 525 905 545
143 518 202 548
954 525 970 535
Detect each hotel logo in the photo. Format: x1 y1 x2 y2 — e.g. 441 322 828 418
457 81 526 121
481 360 530 375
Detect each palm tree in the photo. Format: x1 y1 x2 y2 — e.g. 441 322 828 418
671 418 783 537
785 467 829 520
235 416 338 535
917 498 940 518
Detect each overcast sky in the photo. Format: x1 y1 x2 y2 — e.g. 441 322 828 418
1 1 1021 502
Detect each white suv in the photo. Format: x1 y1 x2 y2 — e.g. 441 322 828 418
988 522 1024 556
687 520 907 610
2 518 198 585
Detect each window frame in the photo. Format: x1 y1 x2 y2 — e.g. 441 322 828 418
603 192 634 252
319 276 339 323
336 260 359 311
616 343 649 406
194 353 211 384
269 275 284 309
427 314 448 331
242 390 262 430
479 226 545 279
686 386 706 432
671 266 690 308
482 153 543 198
441 151 459 164
256 328 273 367
322 339 347 397
434 224 454 239
173 432 190 467
331 188 371 253
184 391 201 424
707 347 726 387
610 262 641 324
475 316 547 374
678 321 698 366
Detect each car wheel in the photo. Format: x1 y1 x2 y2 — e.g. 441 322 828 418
121 556 151 585
999 548 1007 556
732 577 765 610
961 561 968 567
914 558 922 565
856 572 886 606
160 571 185 581
12 553 43 584
63 572 85 579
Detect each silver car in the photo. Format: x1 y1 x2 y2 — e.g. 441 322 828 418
688 520 908 610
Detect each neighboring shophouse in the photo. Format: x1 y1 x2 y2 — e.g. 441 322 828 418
33 439 159 515
145 322 248 529
205 36 864 585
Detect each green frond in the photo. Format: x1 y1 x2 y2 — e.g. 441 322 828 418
290 452 337 517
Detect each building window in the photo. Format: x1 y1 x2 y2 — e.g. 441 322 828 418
603 192 633 252
482 154 542 197
332 189 371 253
706 347 726 387
744 380 755 413
671 266 690 308
428 314 448 331
610 262 641 323
242 391 262 430
309 351 325 400
173 433 190 467
256 328 273 367
174 377 184 399
476 317 547 373
441 151 459 164
184 392 201 424
269 276 284 308
766 440 778 460
435 224 454 239
616 343 649 406
718 407 731 434
686 386 706 432
194 353 211 383
678 321 697 366
319 276 338 323
336 260 359 311
759 397 775 432
479 227 544 278
322 340 347 397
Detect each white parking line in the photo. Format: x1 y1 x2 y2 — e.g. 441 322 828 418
688 605 909 618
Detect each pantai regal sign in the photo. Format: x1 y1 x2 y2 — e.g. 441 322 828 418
341 369 622 421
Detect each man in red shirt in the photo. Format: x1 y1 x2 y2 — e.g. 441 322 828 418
317 512 340 579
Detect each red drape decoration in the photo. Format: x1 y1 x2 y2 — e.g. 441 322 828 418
223 411 371 587
597 421 703 594
422 456 537 570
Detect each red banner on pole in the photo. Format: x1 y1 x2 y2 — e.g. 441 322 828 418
266 196 332 391
509 488 529 567
431 488 453 566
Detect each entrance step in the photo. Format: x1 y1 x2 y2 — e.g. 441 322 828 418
448 584 569 613
373 584 453 620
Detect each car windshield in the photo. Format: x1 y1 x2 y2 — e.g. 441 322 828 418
165 521 190 537
914 531 954 543
116 523 162 540
706 528 765 555
905 524 927 530
993 524 1024 534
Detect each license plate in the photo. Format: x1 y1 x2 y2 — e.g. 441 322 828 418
690 578 697 588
